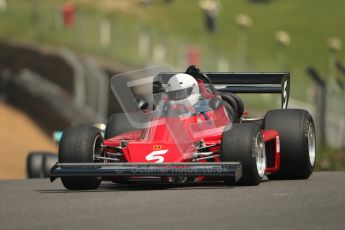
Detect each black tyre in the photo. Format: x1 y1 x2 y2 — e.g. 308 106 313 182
59 126 102 190
221 123 266 185
27 152 45 178
42 153 58 178
220 92 239 121
220 92 244 120
223 101 236 122
264 109 316 179
228 93 244 118
104 113 148 139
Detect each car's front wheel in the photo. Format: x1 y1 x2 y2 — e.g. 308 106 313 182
221 123 266 185
59 126 102 190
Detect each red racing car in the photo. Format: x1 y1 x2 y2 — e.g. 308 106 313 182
50 65 316 190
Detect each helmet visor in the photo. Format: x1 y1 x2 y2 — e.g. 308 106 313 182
167 87 193 101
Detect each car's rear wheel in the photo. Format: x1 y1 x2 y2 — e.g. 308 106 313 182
220 92 244 120
221 123 266 185
220 92 239 121
223 101 236 122
264 109 316 179
59 126 102 190
228 93 244 118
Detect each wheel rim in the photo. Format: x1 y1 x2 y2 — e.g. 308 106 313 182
255 133 266 178
307 122 316 166
93 135 103 161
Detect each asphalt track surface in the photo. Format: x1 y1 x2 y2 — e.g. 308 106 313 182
0 172 344 230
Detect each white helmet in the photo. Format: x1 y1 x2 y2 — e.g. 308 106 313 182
166 73 199 105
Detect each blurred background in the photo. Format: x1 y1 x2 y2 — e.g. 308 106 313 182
0 0 344 179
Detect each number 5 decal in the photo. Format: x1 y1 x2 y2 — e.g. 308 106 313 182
145 150 168 163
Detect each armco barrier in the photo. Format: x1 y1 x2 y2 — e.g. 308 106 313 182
6 69 99 134
0 40 134 135
0 41 75 95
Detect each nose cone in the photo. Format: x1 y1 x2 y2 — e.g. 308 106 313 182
126 143 192 163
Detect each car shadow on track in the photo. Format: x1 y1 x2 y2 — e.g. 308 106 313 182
36 181 237 193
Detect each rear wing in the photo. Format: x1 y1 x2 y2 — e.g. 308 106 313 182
205 72 290 109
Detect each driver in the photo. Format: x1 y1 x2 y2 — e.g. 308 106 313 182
164 73 219 125
161 73 200 116
166 73 200 106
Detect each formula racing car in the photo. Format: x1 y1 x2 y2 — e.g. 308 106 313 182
50 65 316 190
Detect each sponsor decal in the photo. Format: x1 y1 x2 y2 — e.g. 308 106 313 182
282 80 288 109
153 145 162 151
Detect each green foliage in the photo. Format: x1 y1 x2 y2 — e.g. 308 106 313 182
0 0 344 170
316 145 345 171
1 0 345 100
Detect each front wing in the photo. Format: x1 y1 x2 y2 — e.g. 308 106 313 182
50 162 242 182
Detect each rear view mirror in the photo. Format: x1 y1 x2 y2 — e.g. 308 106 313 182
136 97 149 110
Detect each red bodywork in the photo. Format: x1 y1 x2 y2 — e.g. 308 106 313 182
103 81 280 181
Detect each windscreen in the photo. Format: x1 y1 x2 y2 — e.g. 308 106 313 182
110 67 231 157
111 67 223 122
